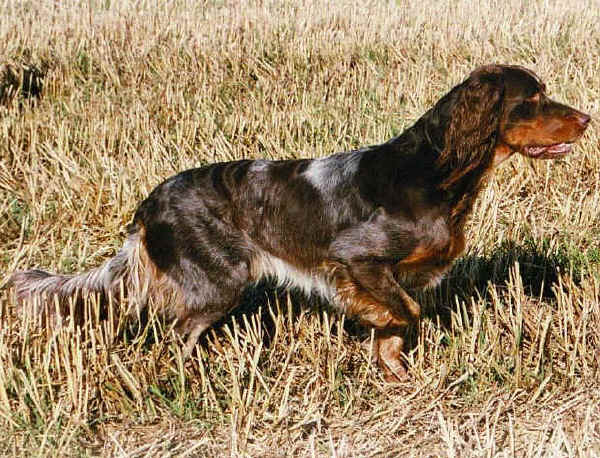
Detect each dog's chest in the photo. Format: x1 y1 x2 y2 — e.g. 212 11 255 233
393 222 465 290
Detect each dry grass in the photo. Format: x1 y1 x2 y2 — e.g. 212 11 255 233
1 0 600 456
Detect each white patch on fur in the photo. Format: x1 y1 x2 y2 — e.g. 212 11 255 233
424 270 449 290
250 251 336 302
249 160 269 172
304 150 363 192
119 233 148 305
82 233 140 295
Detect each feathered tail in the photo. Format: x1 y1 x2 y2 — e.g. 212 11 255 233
10 228 153 323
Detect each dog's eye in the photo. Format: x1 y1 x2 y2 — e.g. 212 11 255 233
510 101 537 120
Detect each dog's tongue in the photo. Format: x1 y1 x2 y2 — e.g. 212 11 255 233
524 143 572 158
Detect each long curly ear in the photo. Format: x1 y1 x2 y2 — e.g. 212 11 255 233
436 68 505 188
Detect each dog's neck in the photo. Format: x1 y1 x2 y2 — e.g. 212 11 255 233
387 118 497 230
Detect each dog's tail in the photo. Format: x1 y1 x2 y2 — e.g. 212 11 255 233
10 224 156 322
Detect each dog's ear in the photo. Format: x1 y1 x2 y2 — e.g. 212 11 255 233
437 67 505 188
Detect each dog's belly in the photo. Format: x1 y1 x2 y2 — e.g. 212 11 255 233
249 248 453 313
250 250 337 302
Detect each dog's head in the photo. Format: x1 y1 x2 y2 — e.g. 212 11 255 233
428 64 590 183
491 65 590 161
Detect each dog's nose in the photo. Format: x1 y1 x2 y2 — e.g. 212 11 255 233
578 112 591 127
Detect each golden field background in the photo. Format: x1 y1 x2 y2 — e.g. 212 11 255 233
1 0 599 455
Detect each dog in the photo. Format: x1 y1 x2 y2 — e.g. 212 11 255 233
11 65 590 381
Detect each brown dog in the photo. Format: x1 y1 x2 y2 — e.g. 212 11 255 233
11 65 590 381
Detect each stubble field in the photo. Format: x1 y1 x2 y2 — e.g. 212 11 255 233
1 0 600 456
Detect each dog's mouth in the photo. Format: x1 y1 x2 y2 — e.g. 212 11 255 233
523 142 573 159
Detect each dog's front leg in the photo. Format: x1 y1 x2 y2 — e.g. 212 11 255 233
327 261 421 381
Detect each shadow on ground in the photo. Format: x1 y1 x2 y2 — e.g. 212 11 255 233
228 238 598 346
419 238 598 329
124 238 598 350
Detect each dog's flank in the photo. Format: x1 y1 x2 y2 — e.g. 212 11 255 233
11 65 590 380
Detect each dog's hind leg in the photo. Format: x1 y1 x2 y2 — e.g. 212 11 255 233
175 313 212 358
175 308 237 358
141 250 252 358
137 212 254 357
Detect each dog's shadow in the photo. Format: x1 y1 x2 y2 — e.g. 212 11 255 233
129 238 593 352
205 239 592 347
419 238 594 330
